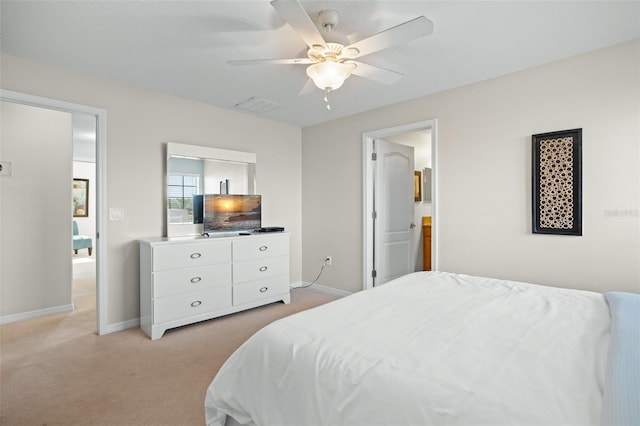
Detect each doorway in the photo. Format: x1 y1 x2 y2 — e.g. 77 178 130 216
362 119 437 290
0 89 108 335
72 112 97 322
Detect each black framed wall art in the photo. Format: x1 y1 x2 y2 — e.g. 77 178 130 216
73 178 89 217
531 128 582 236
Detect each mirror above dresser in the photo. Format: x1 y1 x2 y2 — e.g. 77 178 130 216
166 142 257 237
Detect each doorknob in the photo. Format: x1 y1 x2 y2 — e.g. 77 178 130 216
410 223 416 229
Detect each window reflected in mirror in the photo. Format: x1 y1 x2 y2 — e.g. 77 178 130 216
167 174 200 224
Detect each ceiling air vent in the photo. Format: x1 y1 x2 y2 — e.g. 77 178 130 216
234 97 281 114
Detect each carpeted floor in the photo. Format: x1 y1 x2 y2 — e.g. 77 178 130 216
0 258 341 426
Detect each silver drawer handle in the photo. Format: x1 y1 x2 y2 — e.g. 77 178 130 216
260 287 268 293
190 277 202 284
259 266 268 272
259 245 268 251
190 253 202 259
191 300 202 307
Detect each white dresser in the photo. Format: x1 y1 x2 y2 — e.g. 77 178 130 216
139 233 290 340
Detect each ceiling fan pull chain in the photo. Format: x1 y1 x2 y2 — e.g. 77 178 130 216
324 88 331 110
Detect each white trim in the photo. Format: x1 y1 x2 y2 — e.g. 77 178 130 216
167 142 256 164
290 282 352 297
289 281 306 288
313 284 352 297
106 318 140 334
95 108 108 335
362 119 438 291
0 304 74 325
431 120 439 275
0 89 109 336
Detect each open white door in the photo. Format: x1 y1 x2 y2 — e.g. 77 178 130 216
373 139 415 286
1 102 73 316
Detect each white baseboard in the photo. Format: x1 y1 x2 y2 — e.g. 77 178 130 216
0 304 74 325
0 303 140 335
105 317 140 335
290 281 352 297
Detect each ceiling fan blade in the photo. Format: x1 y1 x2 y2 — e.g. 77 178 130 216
342 16 433 59
271 0 326 49
228 58 314 65
298 78 317 95
348 61 404 85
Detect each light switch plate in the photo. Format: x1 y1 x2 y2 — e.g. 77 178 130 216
109 208 125 221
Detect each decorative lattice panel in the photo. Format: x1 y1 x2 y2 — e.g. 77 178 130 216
538 137 574 229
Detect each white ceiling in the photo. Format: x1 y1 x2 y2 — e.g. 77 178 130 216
1 1 638 127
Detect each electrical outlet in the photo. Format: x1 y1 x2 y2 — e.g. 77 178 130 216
324 256 332 266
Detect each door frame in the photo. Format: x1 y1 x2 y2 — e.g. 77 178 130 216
362 119 438 291
1 89 109 335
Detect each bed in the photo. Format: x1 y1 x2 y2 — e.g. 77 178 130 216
205 271 639 426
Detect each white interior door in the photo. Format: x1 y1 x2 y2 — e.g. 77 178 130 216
1 101 73 316
373 139 415 286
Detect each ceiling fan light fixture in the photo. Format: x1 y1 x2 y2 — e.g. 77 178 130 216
344 47 360 58
306 61 356 91
230 0 435 110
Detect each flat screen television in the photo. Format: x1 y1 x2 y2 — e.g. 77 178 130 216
192 194 204 224
203 194 261 233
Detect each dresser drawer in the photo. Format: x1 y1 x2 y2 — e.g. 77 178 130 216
153 264 232 298
233 235 289 262
153 240 231 271
154 286 231 324
233 255 289 284
233 276 289 306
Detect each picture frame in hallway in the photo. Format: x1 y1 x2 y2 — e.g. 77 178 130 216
531 128 582 236
414 171 422 202
73 178 89 217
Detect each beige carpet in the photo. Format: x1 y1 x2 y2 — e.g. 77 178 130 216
0 261 341 426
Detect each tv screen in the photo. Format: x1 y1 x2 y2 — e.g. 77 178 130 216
203 194 261 233
192 194 204 224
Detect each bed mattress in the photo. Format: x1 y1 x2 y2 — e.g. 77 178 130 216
205 271 613 426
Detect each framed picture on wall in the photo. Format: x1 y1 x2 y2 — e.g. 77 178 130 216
73 178 89 217
531 128 582 235
414 171 422 202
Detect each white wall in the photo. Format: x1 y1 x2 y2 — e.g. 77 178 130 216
1 54 302 327
2 40 638 327
302 40 640 294
72 112 97 240
1 102 73 316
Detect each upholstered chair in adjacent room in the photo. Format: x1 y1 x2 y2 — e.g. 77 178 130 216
72 220 93 256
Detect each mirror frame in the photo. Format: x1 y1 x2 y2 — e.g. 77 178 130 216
166 142 257 237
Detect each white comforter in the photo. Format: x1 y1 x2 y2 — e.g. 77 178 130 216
205 271 611 426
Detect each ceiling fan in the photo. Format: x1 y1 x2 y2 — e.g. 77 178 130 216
228 0 434 109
